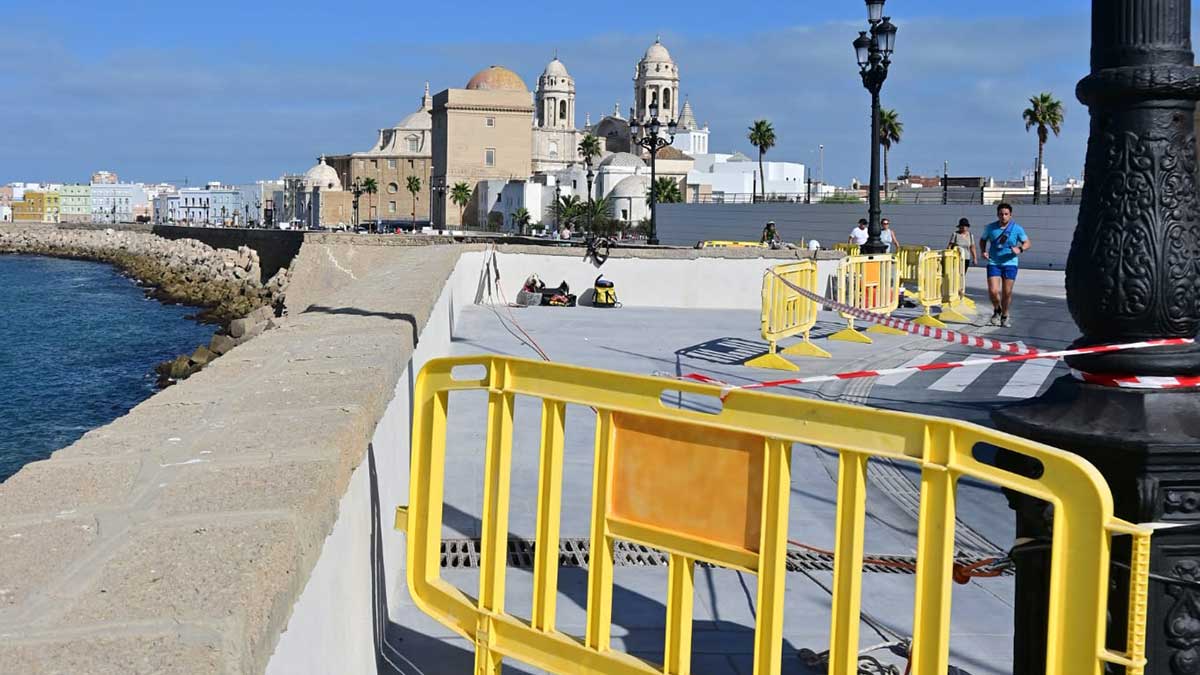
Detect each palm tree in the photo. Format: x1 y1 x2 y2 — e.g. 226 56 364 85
361 177 378 230
450 181 472 226
747 120 776 202
878 108 903 199
556 194 582 228
1022 92 1065 204
648 177 683 205
512 207 532 235
406 175 421 228
578 133 603 204
582 196 611 233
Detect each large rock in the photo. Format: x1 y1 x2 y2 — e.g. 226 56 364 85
228 317 254 338
209 333 238 355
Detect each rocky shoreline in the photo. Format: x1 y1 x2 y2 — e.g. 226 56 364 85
0 227 291 385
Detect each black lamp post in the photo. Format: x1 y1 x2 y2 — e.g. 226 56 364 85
993 3 1200 674
852 0 897 255
585 156 595 233
350 178 364 231
629 102 677 245
430 183 446 231
554 184 562 232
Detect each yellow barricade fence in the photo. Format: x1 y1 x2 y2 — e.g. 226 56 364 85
745 261 831 372
913 250 971 328
942 247 978 312
397 355 1151 675
829 253 906 343
896 244 928 292
833 242 860 256
699 240 768 249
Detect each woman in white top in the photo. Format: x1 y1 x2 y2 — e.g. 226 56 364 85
880 218 900 253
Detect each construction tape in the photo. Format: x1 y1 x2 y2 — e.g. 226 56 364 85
670 338 1194 398
768 268 1038 355
1069 369 1200 390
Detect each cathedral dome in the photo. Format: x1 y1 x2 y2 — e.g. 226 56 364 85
641 38 674 64
598 152 646 169
304 156 341 191
395 108 432 131
466 66 528 92
611 174 650 199
542 58 570 79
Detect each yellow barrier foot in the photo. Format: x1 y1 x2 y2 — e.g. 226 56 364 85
866 324 907 336
394 505 408 532
912 315 948 329
745 352 801 371
782 340 832 359
937 308 972 324
962 296 977 310
829 328 873 344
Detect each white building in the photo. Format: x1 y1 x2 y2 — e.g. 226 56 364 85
0 205 10 222
90 183 148 223
687 153 807 202
671 97 708 155
154 193 181 223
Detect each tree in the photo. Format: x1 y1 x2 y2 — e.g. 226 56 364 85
578 134 602 170
582 196 611 233
361 177 378 230
406 175 421 228
512 207 532 235
878 108 903 199
647 177 683 205
486 211 504 232
1022 92 1064 204
450 181 472 226
556 194 582 228
747 120 776 202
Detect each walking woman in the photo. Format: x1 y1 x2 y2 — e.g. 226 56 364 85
949 218 978 272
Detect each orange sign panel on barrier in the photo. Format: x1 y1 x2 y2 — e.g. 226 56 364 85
829 254 905 343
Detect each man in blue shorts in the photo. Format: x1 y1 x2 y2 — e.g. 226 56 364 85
979 202 1030 327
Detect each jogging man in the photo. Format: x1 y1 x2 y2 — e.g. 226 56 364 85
979 202 1030 327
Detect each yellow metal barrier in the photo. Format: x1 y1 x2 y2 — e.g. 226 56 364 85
912 250 971 328
896 244 927 292
745 261 831 371
829 253 905 343
700 240 768 249
833 242 860 256
398 355 1150 675
942 247 978 313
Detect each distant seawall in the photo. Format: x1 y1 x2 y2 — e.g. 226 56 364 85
658 203 1081 270
153 225 306 283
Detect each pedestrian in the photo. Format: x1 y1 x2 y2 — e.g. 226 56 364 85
848 218 869 246
948 218 978 272
980 202 1031 327
880 217 900 253
761 220 782 249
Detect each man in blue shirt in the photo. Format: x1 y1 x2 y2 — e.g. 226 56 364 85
979 202 1031 327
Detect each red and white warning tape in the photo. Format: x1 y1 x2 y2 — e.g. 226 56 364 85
768 268 1036 355
1069 369 1200 390
673 338 1193 397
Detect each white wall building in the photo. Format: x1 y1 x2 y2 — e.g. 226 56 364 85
671 98 708 155
0 205 11 222
91 183 148 223
687 153 807 202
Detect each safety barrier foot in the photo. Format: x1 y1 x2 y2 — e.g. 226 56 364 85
912 314 948 329
937 308 972 324
781 340 832 359
829 328 873 344
866 324 908 336
745 352 801 372
961 296 977 310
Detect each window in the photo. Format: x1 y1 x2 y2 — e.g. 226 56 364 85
558 100 566 120
485 117 495 127
485 148 496 167
371 159 378 169
407 135 420 153
548 141 559 159
387 182 399 194
387 159 397 169
389 201 396 214
663 88 671 111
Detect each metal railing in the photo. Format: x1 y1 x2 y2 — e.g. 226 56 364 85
397 355 1151 675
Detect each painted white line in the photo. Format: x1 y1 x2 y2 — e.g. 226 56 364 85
877 351 944 386
928 353 994 393
999 359 1058 398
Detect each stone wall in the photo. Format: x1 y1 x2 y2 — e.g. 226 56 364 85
0 227 288 322
153 226 307 283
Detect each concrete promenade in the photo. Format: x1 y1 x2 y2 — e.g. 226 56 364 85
0 238 1073 674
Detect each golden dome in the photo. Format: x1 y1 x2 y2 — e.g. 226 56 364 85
465 65 528 92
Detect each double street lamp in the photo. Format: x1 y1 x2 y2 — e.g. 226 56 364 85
584 155 595 233
852 0 898 255
629 102 677 245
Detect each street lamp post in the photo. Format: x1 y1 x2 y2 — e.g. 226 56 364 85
852 0 898 255
585 155 595 233
629 102 677 245
350 178 364 231
993 3 1200 674
430 183 446 231
554 184 562 234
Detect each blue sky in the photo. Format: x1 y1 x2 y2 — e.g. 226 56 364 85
0 0 1171 187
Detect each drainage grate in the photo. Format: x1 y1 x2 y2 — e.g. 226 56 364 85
438 537 1008 576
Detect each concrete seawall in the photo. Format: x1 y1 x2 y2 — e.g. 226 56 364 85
0 239 843 673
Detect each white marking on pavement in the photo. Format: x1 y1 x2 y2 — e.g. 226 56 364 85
878 351 944 386
998 359 1058 398
928 353 994 393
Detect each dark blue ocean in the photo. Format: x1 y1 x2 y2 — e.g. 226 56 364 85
0 255 215 481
